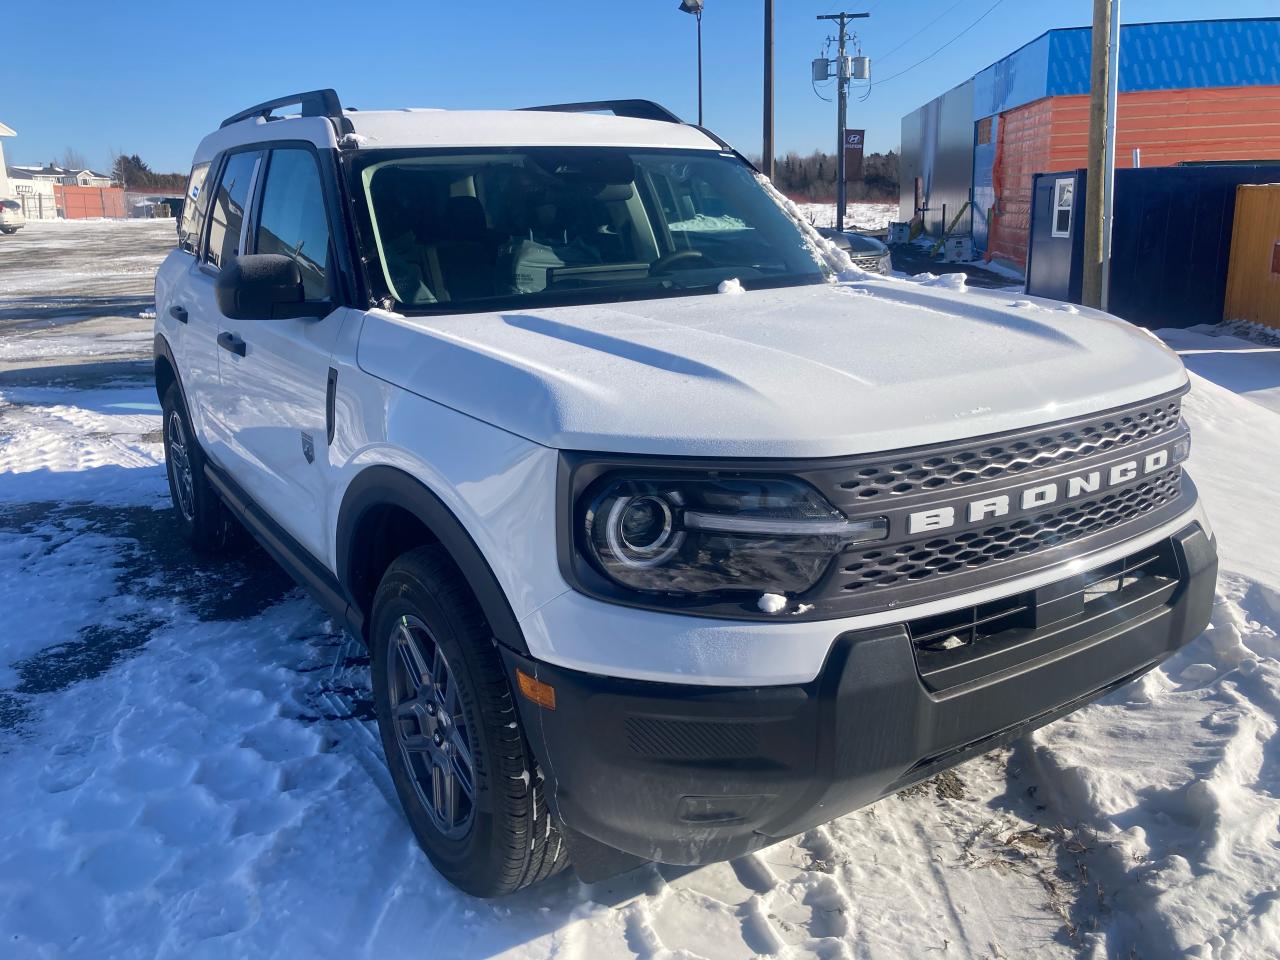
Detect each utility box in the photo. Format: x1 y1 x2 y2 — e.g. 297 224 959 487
1224 183 1280 328
887 221 911 244
943 236 973 262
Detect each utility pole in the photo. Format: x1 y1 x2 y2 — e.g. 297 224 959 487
1100 0 1122 311
817 12 869 232
1082 0 1118 309
762 0 775 179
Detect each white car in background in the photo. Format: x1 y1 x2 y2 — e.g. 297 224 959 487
0 199 24 234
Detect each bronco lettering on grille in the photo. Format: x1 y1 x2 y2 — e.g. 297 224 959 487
906 446 1175 535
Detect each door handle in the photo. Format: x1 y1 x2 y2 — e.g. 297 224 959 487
169 305 188 324
217 332 246 357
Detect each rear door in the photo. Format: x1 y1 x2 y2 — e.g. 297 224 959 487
172 149 263 451
214 145 351 562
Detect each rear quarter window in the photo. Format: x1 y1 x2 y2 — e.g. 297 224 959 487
178 161 211 254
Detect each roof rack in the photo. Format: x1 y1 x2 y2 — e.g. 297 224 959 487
519 99 683 124
220 89 346 129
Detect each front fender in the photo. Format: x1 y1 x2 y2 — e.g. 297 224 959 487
335 464 537 656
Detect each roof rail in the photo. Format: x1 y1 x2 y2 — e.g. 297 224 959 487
520 99 683 124
220 89 346 129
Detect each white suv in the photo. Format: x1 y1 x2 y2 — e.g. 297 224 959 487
154 89 1217 897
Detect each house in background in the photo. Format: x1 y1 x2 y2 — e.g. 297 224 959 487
900 17 1280 271
7 168 59 219
7 162 124 219
9 163 114 188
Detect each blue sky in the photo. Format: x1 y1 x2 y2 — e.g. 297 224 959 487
2 0 1276 173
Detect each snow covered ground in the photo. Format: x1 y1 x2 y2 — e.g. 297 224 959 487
3 220 1280 959
790 202 897 233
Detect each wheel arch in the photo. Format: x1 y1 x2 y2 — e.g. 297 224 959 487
153 333 183 406
336 465 530 656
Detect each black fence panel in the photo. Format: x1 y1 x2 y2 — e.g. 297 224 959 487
1028 163 1280 329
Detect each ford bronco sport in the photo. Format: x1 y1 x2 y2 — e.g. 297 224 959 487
154 89 1217 897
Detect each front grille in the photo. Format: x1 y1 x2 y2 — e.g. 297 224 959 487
850 254 883 271
833 394 1182 503
905 539 1181 693
840 468 1182 593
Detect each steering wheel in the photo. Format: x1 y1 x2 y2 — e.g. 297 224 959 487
650 249 708 274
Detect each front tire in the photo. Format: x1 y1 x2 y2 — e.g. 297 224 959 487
371 546 568 896
0 228 17 235
160 383 236 553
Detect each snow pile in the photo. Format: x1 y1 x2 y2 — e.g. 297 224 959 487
917 273 968 292
789 201 896 232
756 592 786 614
717 278 744 295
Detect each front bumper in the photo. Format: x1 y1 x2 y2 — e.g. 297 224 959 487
504 521 1217 868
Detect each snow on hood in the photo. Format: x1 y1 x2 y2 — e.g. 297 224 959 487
356 280 1189 458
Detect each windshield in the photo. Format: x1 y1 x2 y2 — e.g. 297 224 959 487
352 147 826 312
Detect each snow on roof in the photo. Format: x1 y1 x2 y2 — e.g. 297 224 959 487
344 108 721 151
9 164 110 179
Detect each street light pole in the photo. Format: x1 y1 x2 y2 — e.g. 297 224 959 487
697 8 703 125
817 12 869 232
678 0 705 126
762 0 774 179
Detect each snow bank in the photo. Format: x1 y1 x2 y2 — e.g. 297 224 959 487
1020 341 1280 957
789 201 896 232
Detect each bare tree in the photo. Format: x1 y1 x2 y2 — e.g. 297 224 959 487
60 146 88 171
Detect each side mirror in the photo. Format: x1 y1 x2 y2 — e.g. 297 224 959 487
215 254 307 320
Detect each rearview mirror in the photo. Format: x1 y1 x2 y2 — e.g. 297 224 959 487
215 254 316 320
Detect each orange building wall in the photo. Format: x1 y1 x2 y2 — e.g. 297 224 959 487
986 85 1280 269
987 99 1054 268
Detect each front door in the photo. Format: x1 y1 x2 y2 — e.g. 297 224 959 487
214 146 350 562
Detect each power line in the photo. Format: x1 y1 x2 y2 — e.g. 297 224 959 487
866 0 1007 88
874 0 968 66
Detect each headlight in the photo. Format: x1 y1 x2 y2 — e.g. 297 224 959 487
578 473 887 600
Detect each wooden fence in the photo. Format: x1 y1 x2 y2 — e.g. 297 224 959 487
53 185 127 219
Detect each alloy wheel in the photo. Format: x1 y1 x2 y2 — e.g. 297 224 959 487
166 410 195 522
387 614 477 839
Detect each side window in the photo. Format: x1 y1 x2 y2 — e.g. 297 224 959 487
178 161 210 254
205 151 260 269
1052 177 1074 238
254 149 333 300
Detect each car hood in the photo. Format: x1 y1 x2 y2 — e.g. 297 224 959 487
355 279 1189 458
819 228 887 255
